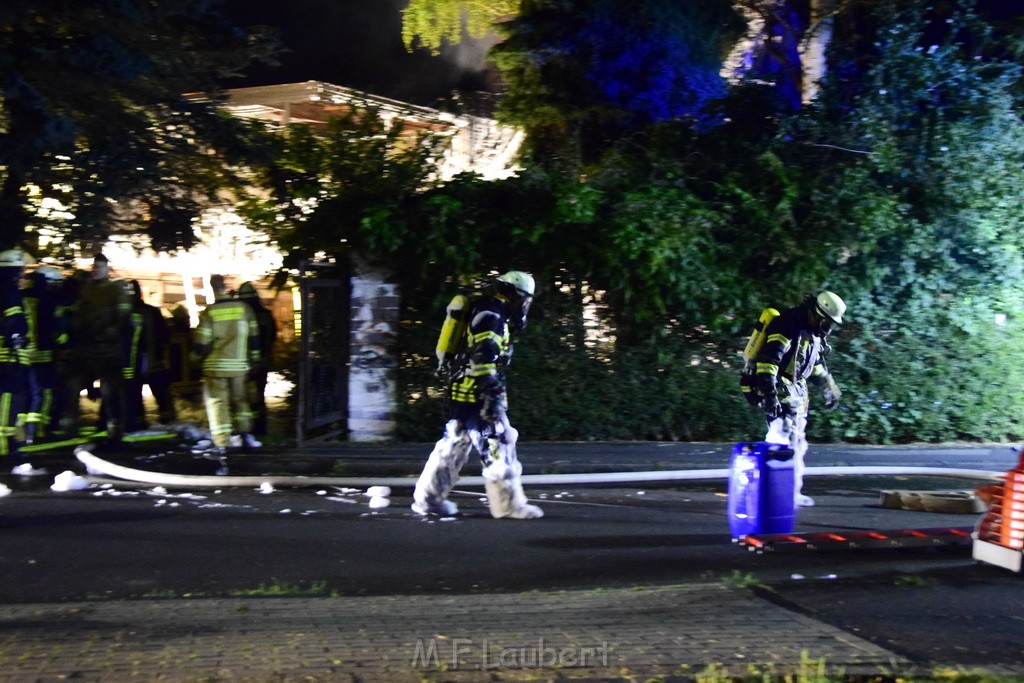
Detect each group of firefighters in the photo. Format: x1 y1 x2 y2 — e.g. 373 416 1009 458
0 249 276 459
3 245 846 519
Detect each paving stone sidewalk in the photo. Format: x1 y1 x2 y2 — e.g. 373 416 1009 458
0 585 907 682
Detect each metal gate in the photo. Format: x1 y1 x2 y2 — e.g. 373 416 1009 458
295 265 350 444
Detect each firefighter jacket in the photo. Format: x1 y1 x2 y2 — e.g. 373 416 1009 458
71 277 131 362
22 278 69 366
241 298 277 372
0 272 29 368
754 301 831 393
126 300 170 378
449 295 511 405
193 298 260 378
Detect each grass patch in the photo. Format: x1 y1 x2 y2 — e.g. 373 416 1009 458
721 570 768 590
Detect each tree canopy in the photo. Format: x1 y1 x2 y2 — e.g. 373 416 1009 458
488 0 743 169
0 0 278 254
400 0 517 55
388 0 1024 444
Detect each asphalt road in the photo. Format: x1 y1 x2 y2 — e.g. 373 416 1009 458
1 439 1023 672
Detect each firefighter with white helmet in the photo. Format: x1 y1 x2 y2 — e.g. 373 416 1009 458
745 291 846 508
412 270 543 519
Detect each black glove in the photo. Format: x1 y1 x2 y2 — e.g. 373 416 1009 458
753 373 783 418
755 373 776 396
763 394 784 419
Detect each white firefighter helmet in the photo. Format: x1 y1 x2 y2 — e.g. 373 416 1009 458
0 249 26 268
495 271 536 331
815 291 845 325
496 271 535 298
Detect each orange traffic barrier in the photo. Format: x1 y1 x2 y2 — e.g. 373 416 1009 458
974 450 1024 550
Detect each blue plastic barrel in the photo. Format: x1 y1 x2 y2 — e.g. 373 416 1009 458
727 442 796 538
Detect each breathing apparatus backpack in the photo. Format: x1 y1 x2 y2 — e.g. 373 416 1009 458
435 293 477 377
739 306 780 407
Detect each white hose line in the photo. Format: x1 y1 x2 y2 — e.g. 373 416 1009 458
76 449 1005 490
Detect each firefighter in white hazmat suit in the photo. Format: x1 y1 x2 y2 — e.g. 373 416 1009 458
412 271 543 519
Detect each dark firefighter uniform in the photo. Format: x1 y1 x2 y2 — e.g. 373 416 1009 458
22 265 68 443
412 270 542 519
0 250 30 457
63 255 132 442
237 282 277 437
124 281 176 430
745 292 844 508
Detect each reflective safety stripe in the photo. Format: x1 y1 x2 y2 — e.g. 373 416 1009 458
467 362 496 377
765 332 791 352
756 362 779 377
0 352 29 365
128 312 143 372
451 377 477 403
470 329 503 346
209 307 246 322
29 350 53 363
37 388 53 437
204 359 249 373
0 392 12 455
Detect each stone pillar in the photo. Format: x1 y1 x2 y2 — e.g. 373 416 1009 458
348 272 399 440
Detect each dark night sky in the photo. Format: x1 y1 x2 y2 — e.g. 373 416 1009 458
220 1 1024 109
221 0 498 108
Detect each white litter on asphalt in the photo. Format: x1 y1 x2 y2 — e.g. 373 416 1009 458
259 482 275 494
12 463 46 476
51 471 89 492
0 483 11 498
92 489 140 497
365 485 391 509
198 502 255 510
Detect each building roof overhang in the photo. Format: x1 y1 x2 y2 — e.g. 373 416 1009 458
193 80 458 131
